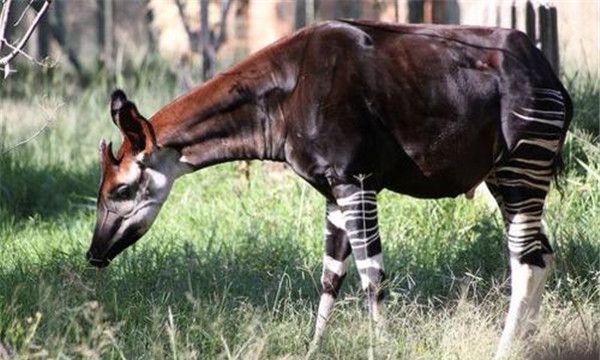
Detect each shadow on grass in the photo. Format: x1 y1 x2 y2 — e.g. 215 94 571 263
0 214 513 325
0 232 318 356
0 155 99 221
383 214 509 298
1 222 597 358
0 233 317 318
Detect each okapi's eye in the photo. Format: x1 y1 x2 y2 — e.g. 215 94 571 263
114 184 133 200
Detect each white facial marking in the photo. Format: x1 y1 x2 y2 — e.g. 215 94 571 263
145 167 169 190
179 154 192 164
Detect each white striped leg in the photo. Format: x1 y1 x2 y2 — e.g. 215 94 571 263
496 201 553 359
487 144 557 358
311 202 351 347
334 178 386 325
488 181 555 359
496 254 554 359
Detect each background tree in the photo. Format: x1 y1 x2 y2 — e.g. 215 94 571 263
0 0 52 78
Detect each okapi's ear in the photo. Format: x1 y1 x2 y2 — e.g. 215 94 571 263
109 89 156 154
110 90 128 120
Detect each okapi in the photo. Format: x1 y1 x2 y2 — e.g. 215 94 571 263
87 20 572 358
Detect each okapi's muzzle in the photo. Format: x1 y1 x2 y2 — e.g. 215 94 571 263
86 234 143 268
86 203 150 268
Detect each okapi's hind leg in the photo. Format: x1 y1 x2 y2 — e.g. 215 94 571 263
311 201 352 347
486 175 555 359
486 94 566 358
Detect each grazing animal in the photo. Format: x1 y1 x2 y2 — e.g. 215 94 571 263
87 20 572 358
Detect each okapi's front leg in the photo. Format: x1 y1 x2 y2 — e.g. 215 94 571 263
312 201 352 345
333 178 386 324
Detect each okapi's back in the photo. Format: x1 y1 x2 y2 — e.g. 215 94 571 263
339 19 571 146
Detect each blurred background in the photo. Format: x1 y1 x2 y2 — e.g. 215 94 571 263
0 0 597 90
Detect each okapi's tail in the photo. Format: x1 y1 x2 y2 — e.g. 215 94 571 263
552 82 573 181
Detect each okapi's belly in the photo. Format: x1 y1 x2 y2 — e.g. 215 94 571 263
383 167 489 199
381 121 499 199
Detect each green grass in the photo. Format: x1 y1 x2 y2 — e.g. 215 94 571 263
0 69 598 359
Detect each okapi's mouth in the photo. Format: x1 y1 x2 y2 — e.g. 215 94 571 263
87 223 146 268
86 253 111 268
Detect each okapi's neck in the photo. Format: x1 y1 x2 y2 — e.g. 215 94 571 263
149 42 302 171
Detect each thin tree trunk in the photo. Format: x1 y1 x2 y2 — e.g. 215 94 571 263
37 5 49 59
548 6 559 74
295 0 306 29
525 1 536 42
200 0 211 80
96 0 104 63
408 0 423 23
144 3 156 53
306 0 314 25
104 0 113 69
49 22 84 77
54 0 65 45
539 5 549 57
97 0 113 69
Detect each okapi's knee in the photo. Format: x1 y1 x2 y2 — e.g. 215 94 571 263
321 271 347 297
320 254 348 297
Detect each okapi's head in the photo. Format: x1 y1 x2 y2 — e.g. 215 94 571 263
87 90 181 267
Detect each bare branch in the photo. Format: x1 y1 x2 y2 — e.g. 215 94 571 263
0 0 51 68
1 99 62 155
1 38 44 65
0 0 13 54
214 0 233 51
1 63 15 77
1 119 51 154
173 0 195 48
13 0 35 27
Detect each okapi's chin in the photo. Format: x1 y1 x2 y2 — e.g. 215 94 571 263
87 222 147 268
87 255 111 268
104 231 141 263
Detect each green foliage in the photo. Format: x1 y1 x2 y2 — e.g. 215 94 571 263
564 71 600 137
0 69 598 359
